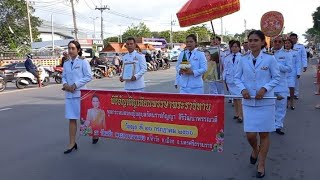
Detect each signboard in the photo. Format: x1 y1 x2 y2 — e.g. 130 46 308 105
260 11 284 37
80 90 225 152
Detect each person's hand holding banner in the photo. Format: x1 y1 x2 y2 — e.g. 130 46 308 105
119 76 124 82
255 87 267 100
241 89 251 99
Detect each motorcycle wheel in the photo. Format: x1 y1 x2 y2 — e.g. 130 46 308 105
42 77 50 86
167 63 171 69
16 78 28 89
55 76 62 84
95 70 103 79
0 80 6 92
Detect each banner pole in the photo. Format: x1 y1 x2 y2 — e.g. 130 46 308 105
224 95 277 99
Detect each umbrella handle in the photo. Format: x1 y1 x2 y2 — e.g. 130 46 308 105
210 21 215 36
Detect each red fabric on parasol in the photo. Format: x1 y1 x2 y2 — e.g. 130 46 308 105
177 0 240 28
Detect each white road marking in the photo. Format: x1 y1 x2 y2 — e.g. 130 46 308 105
0 84 60 95
0 108 12 112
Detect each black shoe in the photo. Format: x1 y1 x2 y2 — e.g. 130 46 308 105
276 128 285 135
92 138 99 144
290 106 295 110
64 143 78 154
250 150 258 165
237 117 243 123
256 168 266 178
294 96 299 100
233 116 239 119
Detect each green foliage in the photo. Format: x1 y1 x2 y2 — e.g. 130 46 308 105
186 25 211 42
106 36 119 43
122 22 152 41
0 0 42 50
304 6 320 44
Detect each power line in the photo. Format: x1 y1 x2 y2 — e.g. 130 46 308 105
83 0 94 10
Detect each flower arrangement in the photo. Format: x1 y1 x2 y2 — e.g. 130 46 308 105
179 51 191 70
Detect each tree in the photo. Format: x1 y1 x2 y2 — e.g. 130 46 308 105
106 36 119 43
151 31 160 38
122 22 152 41
159 30 170 42
234 29 255 43
186 25 211 42
173 31 187 43
303 6 320 45
0 0 41 50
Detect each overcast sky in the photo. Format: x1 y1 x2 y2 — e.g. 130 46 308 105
33 0 319 43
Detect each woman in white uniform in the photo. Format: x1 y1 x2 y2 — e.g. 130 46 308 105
234 30 280 178
176 34 207 94
62 40 93 154
284 39 301 110
223 40 243 122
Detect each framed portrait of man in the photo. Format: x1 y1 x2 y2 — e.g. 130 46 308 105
121 62 135 80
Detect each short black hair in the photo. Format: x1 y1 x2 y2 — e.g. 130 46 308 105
242 41 248 44
248 30 266 49
228 40 235 46
289 33 298 38
212 36 221 42
284 39 294 49
186 34 197 43
126 37 136 43
230 40 241 48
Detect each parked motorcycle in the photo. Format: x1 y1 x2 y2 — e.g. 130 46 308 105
53 66 63 84
92 64 117 79
157 58 171 70
0 74 7 92
15 66 50 89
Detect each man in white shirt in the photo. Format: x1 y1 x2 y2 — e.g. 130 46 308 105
119 37 147 92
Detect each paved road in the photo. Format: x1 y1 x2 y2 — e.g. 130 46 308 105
0 60 319 180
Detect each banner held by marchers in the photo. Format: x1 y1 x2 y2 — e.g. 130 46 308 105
80 90 224 152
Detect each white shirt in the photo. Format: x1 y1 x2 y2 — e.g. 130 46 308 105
122 50 147 90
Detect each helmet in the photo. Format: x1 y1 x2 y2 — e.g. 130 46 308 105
26 53 32 59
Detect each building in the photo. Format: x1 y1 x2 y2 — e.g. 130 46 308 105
38 20 87 41
101 42 155 53
135 37 168 50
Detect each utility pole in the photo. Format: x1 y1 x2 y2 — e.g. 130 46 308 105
118 25 122 43
170 15 176 49
70 0 78 40
89 17 98 39
26 0 33 43
95 5 110 46
51 14 54 55
244 19 247 41
220 17 223 43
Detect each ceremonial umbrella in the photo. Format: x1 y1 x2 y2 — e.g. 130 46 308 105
176 0 240 35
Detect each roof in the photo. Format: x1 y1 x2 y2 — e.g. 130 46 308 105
38 20 87 39
101 43 155 53
31 39 73 49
